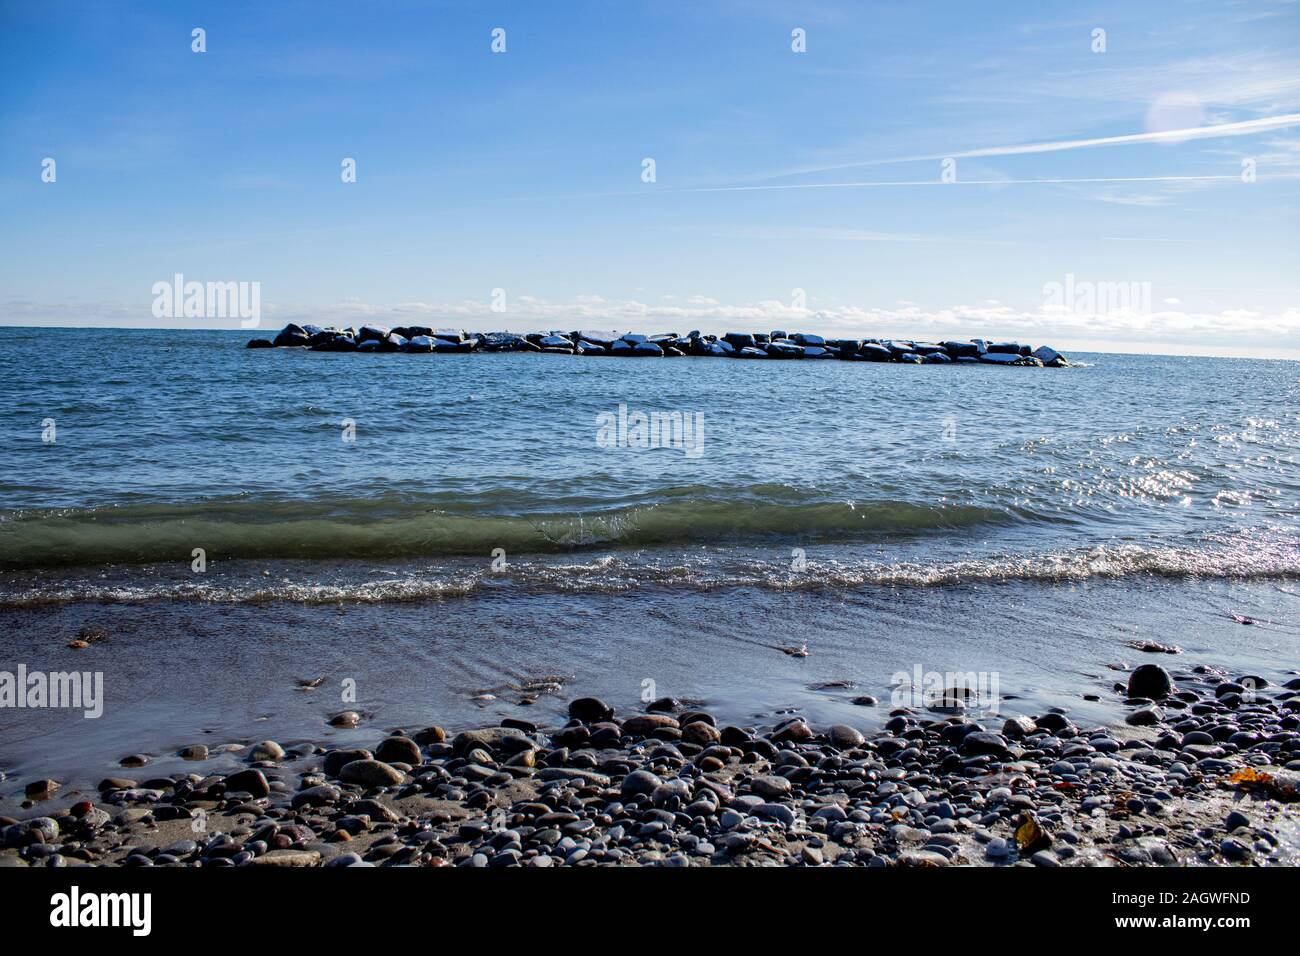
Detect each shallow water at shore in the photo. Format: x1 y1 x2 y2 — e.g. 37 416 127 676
2 571 1296 810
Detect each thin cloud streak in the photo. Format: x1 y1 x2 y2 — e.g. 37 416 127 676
740 113 1300 181
673 175 1242 194
944 113 1300 159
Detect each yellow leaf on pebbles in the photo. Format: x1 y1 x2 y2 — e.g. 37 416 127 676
1225 767 1299 802
1015 813 1052 854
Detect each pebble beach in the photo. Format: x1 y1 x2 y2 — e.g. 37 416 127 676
5 659 1297 869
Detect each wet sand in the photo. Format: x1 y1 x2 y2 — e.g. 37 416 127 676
1 571 1297 817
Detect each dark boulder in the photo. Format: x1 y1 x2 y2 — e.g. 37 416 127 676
568 697 614 723
482 332 526 351
576 330 619 348
433 338 473 353
1034 711 1072 733
246 338 274 348
1126 707 1163 726
765 342 803 359
942 341 982 359
977 351 1020 364
224 768 270 798
272 324 310 347
961 731 1012 758
1128 664 1173 699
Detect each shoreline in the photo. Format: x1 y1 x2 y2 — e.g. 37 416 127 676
4 660 1296 868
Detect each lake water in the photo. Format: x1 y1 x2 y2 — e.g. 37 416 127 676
0 327 1296 804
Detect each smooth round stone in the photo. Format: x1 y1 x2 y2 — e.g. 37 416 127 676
374 736 421 765
719 810 745 830
249 741 285 761
754 803 796 826
828 725 865 748
568 697 614 723
1126 707 1163 727
338 759 404 788
651 780 691 806
1127 664 1173 699
682 721 721 745
1220 838 1250 860
985 837 1011 859
620 769 662 798
751 775 792 799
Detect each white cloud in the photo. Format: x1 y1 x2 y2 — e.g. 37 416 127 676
5 295 1295 358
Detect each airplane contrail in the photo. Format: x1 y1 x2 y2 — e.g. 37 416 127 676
941 113 1300 159
721 113 1300 182
673 174 1242 193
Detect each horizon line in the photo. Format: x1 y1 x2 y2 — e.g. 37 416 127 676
0 323 1293 362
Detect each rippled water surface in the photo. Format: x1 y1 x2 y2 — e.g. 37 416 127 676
0 327 1296 801
2 328 1296 584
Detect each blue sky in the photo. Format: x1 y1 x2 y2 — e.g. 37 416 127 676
2 0 1298 356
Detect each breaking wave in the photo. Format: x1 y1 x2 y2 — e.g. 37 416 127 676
1 533 1294 608
0 490 1016 570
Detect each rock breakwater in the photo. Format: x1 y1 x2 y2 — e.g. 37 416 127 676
248 325 1072 366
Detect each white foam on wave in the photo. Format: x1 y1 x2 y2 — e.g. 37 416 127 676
2 530 1295 607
